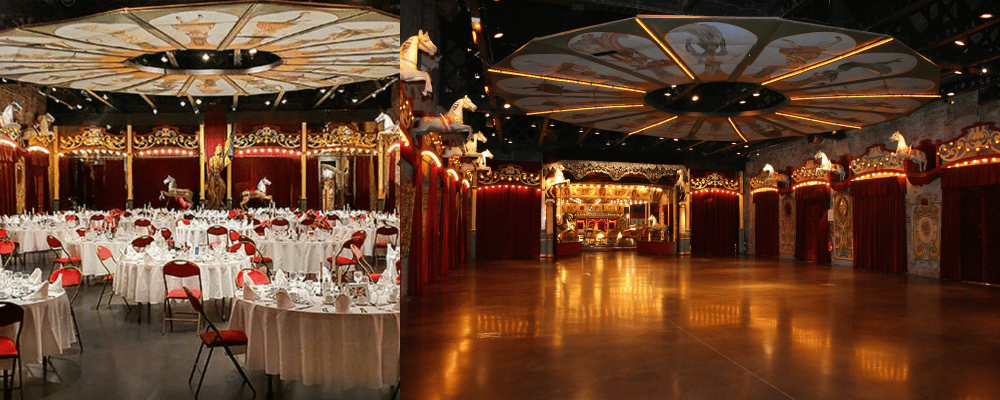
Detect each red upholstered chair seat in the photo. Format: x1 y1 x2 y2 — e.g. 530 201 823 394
375 241 389 248
54 256 81 263
199 329 248 347
251 256 272 263
104 274 114 282
368 273 382 282
0 336 17 358
49 269 81 287
168 288 200 299
332 256 355 265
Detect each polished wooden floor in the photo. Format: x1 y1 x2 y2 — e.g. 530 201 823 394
401 252 1000 400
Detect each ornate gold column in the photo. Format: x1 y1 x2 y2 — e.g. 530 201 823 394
198 124 205 202
300 122 307 210
226 124 232 206
50 126 59 211
126 124 133 209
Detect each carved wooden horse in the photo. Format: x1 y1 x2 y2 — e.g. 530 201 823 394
159 175 194 209
814 151 846 180
0 102 21 129
375 112 398 134
400 30 438 96
442 131 486 158
411 95 477 136
890 131 927 171
762 164 790 186
23 113 54 144
240 177 274 208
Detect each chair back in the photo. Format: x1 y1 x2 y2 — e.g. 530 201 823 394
65 215 77 222
0 241 14 256
160 228 173 240
75 228 87 237
351 230 367 241
350 244 373 273
183 214 196 220
134 218 152 228
0 229 8 239
301 218 314 227
96 245 114 262
237 235 255 245
206 225 228 236
253 225 266 236
0 302 24 345
376 226 398 245
235 268 270 288
46 235 63 250
132 235 155 250
163 260 200 278
228 210 239 219
182 287 221 335
228 230 241 243
49 266 82 287
90 214 105 222
271 218 289 228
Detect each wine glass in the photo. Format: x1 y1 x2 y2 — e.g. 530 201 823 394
353 270 363 284
295 271 305 284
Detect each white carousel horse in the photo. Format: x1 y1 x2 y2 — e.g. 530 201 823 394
23 113 54 144
411 96 477 136
889 131 927 171
542 165 569 189
240 177 274 208
442 131 487 158
375 112 398 134
814 151 847 180
0 102 21 129
159 175 194 209
762 164 790 186
400 30 438 96
474 149 493 173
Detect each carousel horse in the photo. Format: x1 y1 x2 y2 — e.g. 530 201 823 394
441 131 487 158
23 113 54 144
889 131 927 171
159 175 194 209
474 149 493 173
762 164 790 186
240 177 274 209
411 96 477 136
375 112 398 134
814 151 847 180
0 102 21 130
542 164 570 197
400 30 438 96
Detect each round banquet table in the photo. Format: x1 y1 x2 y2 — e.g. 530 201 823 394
66 240 129 277
8 228 77 253
0 292 76 365
114 255 246 304
256 241 331 274
174 224 251 247
228 295 399 392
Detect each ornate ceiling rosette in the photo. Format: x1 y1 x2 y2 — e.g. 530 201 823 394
690 172 739 192
489 17 939 142
556 160 682 182
938 122 1000 168
477 164 541 188
0 1 398 96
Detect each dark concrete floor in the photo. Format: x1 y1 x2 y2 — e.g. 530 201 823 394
11 252 391 400
400 252 1000 400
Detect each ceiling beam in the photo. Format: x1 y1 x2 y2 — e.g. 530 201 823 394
313 86 336 109
138 94 156 110
39 90 74 111
271 91 285 111
536 117 551 149
85 89 117 111
575 127 594 145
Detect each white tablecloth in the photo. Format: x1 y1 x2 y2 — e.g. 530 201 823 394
114 256 246 303
8 228 77 253
0 293 76 365
175 224 252 247
257 241 331 274
228 296 399 390
66 240 128 277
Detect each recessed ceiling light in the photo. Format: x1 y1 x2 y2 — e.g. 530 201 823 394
739 100 746 104
982 13 994 18
248 48 257 55
281 99 287 104
673 138 679 141
180 100 186 106
594 131 600 135
947 92 955 96
503 103 510 109
955 40 966 46
195 99 202 105
265 100 271 106
494 32 503 38
983 67 989 73
152 109 158 115
160 56 168 63
202 53 210 61
955 70 963 74
320 88 326 93
752 92 760 97
76 104 82 109
744 145 749 148
671 85 677 88
691 95 699 101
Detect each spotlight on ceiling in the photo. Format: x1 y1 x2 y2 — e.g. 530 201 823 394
160 56 168 63
152 109 158 115
202 53 210 61
493 32 503 38
180 100 186 106
752 92 760 97
594 131 600 135
955 70 963 74
320 88 326 93
76 104 82 109
281 99 287 104
265 100 271 106
955 40 966 46
982 13 994 18
691 95 699 101
503 103 511 109
739 100 746 104
248 48 257 55
947 92 955 96
982 67 989 73
195 98 202 105
673 138 679 141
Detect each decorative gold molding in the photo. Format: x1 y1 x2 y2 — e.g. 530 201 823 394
133 126 199 150
690 172 739 191
850 145 905 175
59 126 126 151
557 160 682 182
306 125 378 150
478 164 541 187
938 122 1000 165
791 159 830 182
232 126 301 149
400 176 415 257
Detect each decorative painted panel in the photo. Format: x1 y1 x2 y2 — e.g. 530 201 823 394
832 190 853 260
912 193 940 260
779 194 795 254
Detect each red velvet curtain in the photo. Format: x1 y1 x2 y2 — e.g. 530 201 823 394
794 185 831 264
385 152 396 212
690 190 739 255
231 156 300 208
24 152 47 213
852 177 907 273
0 147 18 215
753 191 779 257
424 165 439 283
306 158 319 210
353 156 372 210
476 185 541 259
439 172 451 277
407 157 424 295
132 157 199 208
96 159 126 211
941 164 1000 283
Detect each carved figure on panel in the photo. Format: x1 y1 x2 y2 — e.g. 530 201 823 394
0 102 22 141
411 95 477 136
205 138 231 209
913 194 940 260
814 151 846 180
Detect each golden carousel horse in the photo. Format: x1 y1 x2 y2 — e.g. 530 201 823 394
240 177 274 209
159 175 194 209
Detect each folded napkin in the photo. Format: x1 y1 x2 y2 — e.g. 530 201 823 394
51 274 65 294
242 272 258 291
242 280 260 301
334 293 351 313
27 282 48 300
273 269 287 287
28 268 42 285
274 289 294 309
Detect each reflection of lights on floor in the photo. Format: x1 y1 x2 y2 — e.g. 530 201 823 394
792 327 831 349
854 348 909 381
687 303 740 327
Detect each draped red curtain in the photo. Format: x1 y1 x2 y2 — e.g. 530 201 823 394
385 152 397 212
132 157 199 209
852 177 907 273
753 191 779 257
306 158 319 210
475 185 542 259
407 157 425 295
439 172 451 277
424 165 439 284
794 185 831 264
24 152 47 213
231 156 300 208
352 156 371 210
940 164 1000 283
690 190 739 255
0 147 18 215
99 159 126 211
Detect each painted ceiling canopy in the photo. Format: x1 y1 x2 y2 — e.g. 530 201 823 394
0 1 399 96
490 17 939 142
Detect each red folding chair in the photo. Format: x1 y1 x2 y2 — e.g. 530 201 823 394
46 236 80 270
206 225 228 246
328 235 366 270
162 260 202 335
95 246 131 311
134 218 152 229
0 302 24 400
160 228 175 248
270 218 289 230
182 287 255 399
235 268 269 288
131 235 155 251
49 266 83 349
0 240 17 270
374 226 398 270
228 230 241 244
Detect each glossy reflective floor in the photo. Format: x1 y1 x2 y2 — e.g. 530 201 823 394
401 253 1000 400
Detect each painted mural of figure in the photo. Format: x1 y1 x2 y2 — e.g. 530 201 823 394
672 23 737 77
787 58 903 87
568 32 680 81
752 37 843 79
205 138 231 209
